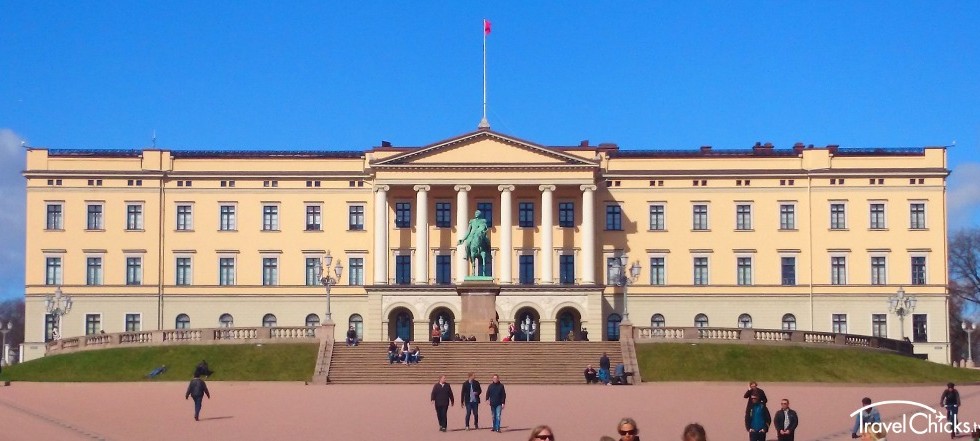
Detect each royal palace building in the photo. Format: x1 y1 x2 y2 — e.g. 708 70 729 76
21 129 951 362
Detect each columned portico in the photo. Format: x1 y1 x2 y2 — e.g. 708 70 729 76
498 185 515 284
373 185 390 284
413 185 430 284
580 184 597 284
454 185 471 283
539 185 555 284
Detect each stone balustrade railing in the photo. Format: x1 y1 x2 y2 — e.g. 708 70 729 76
633 326 914 355
45 326 321 356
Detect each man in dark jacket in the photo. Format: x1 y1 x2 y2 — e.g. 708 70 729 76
185 373 211 421
431 375 454 432
598 352 611 385
743 381 768 410
941 382 961 438
460 372 482 430
485 374 507 433
745 392 771 441
774 398 799 441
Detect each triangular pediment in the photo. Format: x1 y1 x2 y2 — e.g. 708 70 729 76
371 130 598 168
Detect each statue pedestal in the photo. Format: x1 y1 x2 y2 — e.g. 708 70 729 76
457 281 499 341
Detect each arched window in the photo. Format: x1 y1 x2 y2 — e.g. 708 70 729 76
349 314 364 340
218 313 234 328
782 313 797 330
607 313 623 341
694 313 709 328
305 313 320 327
175 314 190 330
651 314 666 328
262 313 277 327
738 313 753 329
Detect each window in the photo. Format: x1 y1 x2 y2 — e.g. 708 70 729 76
435 255 452 285
909 203 926 229
176 257 192 285
85 314 102 335
126 204 143 230
126 257 142 285
736 257 752 285
477 202 493 225
262 257 278 286
649 204 665 231
349 314 364 340
176 204 192 230
519 202 534 227
306 205 322 231
650 257 665 285
306 258 319 286
44 313 56 341
871 256 887 285
911 256 926 285
736 204 752 230
693 257 709 285
218 313 234 328
832 314 847 333
45 257 62 285
175 314 190 329
219 258 236 285
831 256 847 285
305 313 320 328
349 257 364 285
348 205 364 230
395 202 411 228
780 257 796 286
86 257 103 285
781 314 797 330
607 313 622 341
219 205 236 230
125 313 141 332
395 255 411 285
651 314 666 328
694 313 709 328
779 204 796 230
912 314 927 342
435 202 452 228
692 204 708 230
519 255 535 285
872 314 887 338
869 203 886 229
46 204 63 230
559 255 575 285
87 204 104 230
738 313 753 329
558 202 574 228
606 257 620 285
605 204 622 231
262 314 277 327
830 203 846 229
263 205 279 230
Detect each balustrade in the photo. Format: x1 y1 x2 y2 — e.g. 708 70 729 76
630 326 912 356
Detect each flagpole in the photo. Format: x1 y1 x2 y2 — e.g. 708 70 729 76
479 19 490 129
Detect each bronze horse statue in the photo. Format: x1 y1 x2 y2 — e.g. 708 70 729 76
459 210 490 277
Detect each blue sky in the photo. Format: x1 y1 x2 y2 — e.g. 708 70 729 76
1 2 979 300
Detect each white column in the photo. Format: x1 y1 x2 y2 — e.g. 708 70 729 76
539 185 556 284
498 185 515 284
413 185 430 284
373 185 390 284
580 184 597 284
455 185 471 283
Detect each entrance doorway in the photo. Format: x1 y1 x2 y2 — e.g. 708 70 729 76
388 307 414 342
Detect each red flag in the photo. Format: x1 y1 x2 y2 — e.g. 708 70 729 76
484 19 491 35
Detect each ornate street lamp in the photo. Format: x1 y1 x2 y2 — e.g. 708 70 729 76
611 257 642 322
0 321 11 366
45 286 72 340
317 251 344 323
963 321 976 367
887 287 917 340
520 314 537 342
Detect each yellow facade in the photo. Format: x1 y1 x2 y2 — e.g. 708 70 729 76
21 130 950 362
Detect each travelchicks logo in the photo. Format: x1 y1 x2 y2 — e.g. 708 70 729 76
850 400 973 436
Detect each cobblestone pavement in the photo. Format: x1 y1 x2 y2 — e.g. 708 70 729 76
0 381 974 440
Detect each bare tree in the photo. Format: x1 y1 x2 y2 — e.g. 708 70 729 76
949 228 980 304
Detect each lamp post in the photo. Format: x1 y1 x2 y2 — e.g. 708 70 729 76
887 287 917 340
963 321 976 367
611 257 642 323
520 314 537 342
45 286 72 340
0 321 10 366
317 251 344 323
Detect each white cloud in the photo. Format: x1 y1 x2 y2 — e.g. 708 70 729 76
949 162 980 231
0 129 26 299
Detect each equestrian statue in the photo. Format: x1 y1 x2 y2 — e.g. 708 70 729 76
458 210 491 277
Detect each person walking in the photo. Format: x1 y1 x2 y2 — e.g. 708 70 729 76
486 374 507 433
598 352 612 385
745 392 771 441
461 372 482 430
431 323 442 346
431 375 454 432
941 382 961 439
774 398 799 441
616 417 640 441
184 373 211 421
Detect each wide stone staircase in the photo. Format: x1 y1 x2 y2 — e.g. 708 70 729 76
323 341 625 384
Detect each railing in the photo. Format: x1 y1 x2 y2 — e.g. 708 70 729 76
632 326 914 355
45 326 321 356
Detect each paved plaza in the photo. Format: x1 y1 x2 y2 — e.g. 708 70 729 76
0 381 975 440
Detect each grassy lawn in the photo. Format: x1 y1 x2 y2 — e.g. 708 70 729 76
637 342 980 383
0 343 318 382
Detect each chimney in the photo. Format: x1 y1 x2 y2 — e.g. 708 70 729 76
793 142 805 154
700 145 712 153
598 142 618 150
827 144 839 155
381 140 392 148
579 140 590 148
